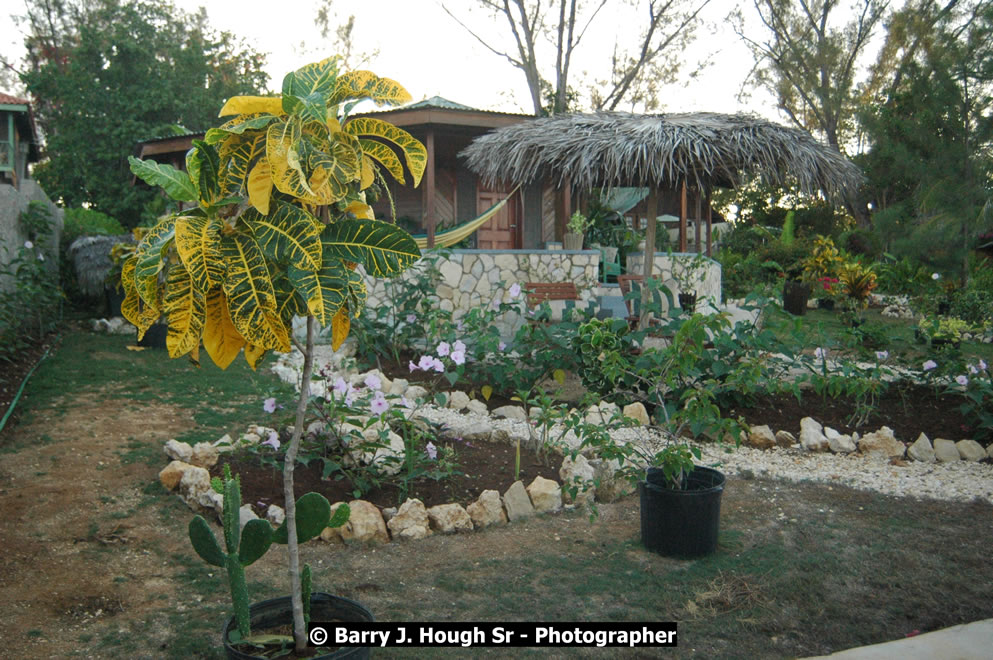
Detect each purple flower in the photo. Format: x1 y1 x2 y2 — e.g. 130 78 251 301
261 431 280 450
980 360 988 371
498 341 507 352
263 397 277 413
956 375 969 386
451 349 466 366
923 360 938 372
406 313 417 323
23 240 33 249
437 341 451 357
364 373 382 390
968 364 979 375
431 357 445 373
932 273 941 280
814 347 827 360
875 351 889 361
509 283 522 299
453 340 466 353
409 360 419 372
418 354 436 371
456 320 465 332
370 392 389 415
401 396 415 409
344 386 358 407
425 441 437 460
333 377 348 394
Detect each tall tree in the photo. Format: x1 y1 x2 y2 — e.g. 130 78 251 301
443 0 711 116
859 0 993 278
12 0 268 224
735 0 888 150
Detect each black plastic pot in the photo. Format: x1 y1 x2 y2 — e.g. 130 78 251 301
677 293 697 314
817 298 835 310
782 280 811 316
224 593 374 660
640 466 726 559
104 285 125 318
137 322 168 349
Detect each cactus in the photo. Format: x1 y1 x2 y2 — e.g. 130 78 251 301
188 466 349 642
188 465 273 639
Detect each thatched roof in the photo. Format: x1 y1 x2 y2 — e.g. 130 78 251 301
462 112 863 200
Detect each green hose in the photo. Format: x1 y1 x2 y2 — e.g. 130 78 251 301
0 344 53 434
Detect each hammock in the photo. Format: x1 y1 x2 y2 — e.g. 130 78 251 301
411 184 521 249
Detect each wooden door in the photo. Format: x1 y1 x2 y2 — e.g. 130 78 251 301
476 186 519 250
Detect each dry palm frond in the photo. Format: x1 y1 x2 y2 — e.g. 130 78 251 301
462 112 863 203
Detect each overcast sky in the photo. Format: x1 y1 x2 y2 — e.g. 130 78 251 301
1 0 786 118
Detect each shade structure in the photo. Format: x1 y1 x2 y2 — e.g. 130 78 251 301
462 111 863 202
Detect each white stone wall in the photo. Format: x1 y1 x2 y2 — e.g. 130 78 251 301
362 249 600 337
625 252 722 308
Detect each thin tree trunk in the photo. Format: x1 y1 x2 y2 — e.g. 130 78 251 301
285 316 315 651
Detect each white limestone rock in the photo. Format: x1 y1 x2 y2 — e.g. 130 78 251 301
622 402 651 426
190 442 219 469
447 391 471 411
386 498 433 540
907 433 936 463
799 417 828 452
590 458 635 502
404 385 429 402
466 490 508 528
559 454 596 505
159 460 193 491
492 405 527 421
266 504 285 526
335 500 390 544
824 427 856 454
746 425 776 450
934 438 961 463
465 399 489 416
164 439 193 463
775 430 797 448
956 439 986 462
526 476 562 513
858 426 905 460
239 504 259 532
502 480 535 521
427 503 474 533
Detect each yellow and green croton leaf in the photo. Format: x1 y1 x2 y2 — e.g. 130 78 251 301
266 120 315 200
202 289 246 370
244 343 267 371
330 305 350 351
220 232 290 352
246 161 272 215
271 271 308 323
328 71 411 107
186 140 222 205
344 118 427 187
163 263 206 359
120 256 160 340
218 96 284 118
128 157 197 202
174 215 224 292
242 200 323 271
217 131 267 200
282 57 340 99
286 258 349 326
321 218 420 277
133 216 177 308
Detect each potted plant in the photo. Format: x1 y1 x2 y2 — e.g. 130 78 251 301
814 276 839 310
669 252 710 314
123 56 424 656
571 313 749 558
564 211 591 250
836 262 877 326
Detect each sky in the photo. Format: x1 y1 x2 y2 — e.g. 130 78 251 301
0 0 783 119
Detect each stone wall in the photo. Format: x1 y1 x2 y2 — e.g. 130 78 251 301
624 252 722 309
0 180 63 293
362 249 600 337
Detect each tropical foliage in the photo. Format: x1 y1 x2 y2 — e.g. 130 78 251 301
123 56 425 370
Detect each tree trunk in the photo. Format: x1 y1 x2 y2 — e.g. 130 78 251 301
284 316 316 651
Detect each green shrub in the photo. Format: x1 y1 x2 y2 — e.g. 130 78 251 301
62 208 126 246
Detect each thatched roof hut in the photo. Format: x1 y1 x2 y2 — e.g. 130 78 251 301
462 112 863 201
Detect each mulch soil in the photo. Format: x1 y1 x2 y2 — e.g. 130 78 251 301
0 333 59 430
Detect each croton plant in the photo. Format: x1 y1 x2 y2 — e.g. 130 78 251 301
125 57 424 652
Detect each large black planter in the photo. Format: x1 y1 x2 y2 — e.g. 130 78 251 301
783 280 811 316
224 593 374 660
817 298 835 310
104 285 126 318
640 466 726 558
137 322 168 349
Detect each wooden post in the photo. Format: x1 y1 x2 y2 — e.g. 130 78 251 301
705 191 713 257
694 187 702 254
679 181 688 252
425 130 436 248
554 177 572 242
639 188 659 330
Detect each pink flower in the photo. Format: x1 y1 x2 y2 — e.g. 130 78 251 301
451 349 466 366
409 360 418 372
498 341 507 351
425 442 437 460
980 360 988 371
418 355 436 371
431 357 445 373
453 340 466 353
23 240 33 249
437 341 451 357
968 364 979 375
370 393 389 415
263 397 277 413
923 360 938 371
401 396 415 409
956 375 969 386
261 431 280 450
509 283 522 298
875 351 889 361
456 320 465 332
364 373 382 390
333 377 348 394
814 347 827 360
406 313 416 323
